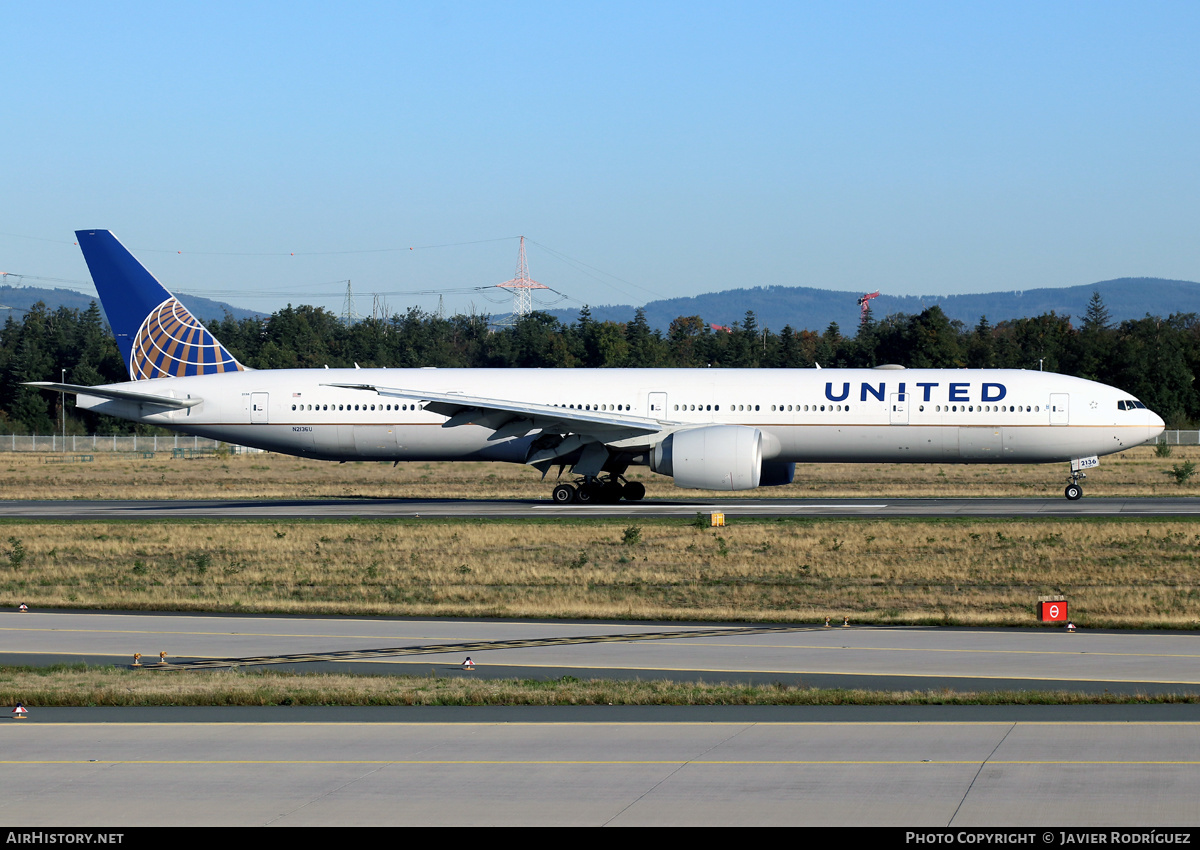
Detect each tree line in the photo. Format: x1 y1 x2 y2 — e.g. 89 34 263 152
1 292 1196 435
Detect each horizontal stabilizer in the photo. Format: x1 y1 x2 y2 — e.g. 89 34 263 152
24 382 202 409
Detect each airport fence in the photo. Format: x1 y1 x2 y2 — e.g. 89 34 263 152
0 435 261 453
1159 430 1200 445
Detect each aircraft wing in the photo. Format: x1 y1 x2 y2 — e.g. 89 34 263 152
323 382 667 444
24 382 202 410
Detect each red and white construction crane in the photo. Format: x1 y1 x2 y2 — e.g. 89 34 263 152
857 291 880 325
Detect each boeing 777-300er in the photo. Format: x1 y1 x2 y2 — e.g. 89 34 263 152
28 230 1165 502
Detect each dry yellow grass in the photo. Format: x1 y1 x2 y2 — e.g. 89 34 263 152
3 666 1195 706
2 516 1198 626
0 443 1192 500
2 445 1196 627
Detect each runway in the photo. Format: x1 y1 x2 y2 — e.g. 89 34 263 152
1 495 1199 519
6 610 1200 693
6 611 1200 825
5 711 1200 826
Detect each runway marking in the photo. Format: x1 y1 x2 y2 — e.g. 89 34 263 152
649 641 1200 660
0 625 722 642
138 624 819 671
8 722 1200 732
5 759 1200 766
341 660 1200 685
7 618 1197 646
531 504 890 511
0 620 780 641
10 648 1198 684
8 626 1199 662
0 626 438 640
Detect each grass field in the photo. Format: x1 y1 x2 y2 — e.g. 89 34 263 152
2 515 1198 627
3 665 1197 707
2 445 1197 706
0 443 1194 501
1 445 1198 627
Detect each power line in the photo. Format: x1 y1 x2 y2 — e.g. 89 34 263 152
136 235 521 257
526 239 664 302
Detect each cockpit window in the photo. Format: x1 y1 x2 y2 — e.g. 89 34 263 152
1118 400 1148 410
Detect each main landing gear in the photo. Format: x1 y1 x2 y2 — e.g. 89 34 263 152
1064 470 1086 501
551 475 646 504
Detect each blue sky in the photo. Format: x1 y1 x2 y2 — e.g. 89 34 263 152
3 2 1198 319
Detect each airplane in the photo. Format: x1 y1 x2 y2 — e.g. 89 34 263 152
27 229 1165 503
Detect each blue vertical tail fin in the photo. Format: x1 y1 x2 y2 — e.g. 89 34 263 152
76 230 244 380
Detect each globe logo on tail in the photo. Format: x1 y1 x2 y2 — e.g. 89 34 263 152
130 297 243 380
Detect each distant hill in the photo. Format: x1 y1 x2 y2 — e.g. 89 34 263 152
0 285 264 325
547 277 1200 333
9 277 1200 337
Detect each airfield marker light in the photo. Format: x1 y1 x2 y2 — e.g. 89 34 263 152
158 651 168 665
824 617 830 628
18 603 28 612
132 653 142 667
462 657 475 671
12 703 28 719
842 617 850 627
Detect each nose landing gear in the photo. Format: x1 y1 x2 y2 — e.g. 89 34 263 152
1065 470 1086 501
1064 456 1098 500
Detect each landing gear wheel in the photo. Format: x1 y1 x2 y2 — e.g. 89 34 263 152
1065 483 1083 501
553 471 637 504
600 481 624 503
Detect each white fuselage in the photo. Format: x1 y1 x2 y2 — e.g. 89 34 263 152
75 367 1164 467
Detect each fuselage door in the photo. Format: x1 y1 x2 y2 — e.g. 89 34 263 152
889 392 908 425
251 392 269 424
1049 393 1068 426
648 392 668 419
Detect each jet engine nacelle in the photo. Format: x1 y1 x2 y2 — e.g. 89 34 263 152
651 425 763 490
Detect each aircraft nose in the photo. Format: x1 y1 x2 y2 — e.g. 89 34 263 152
1148 409 1165 440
